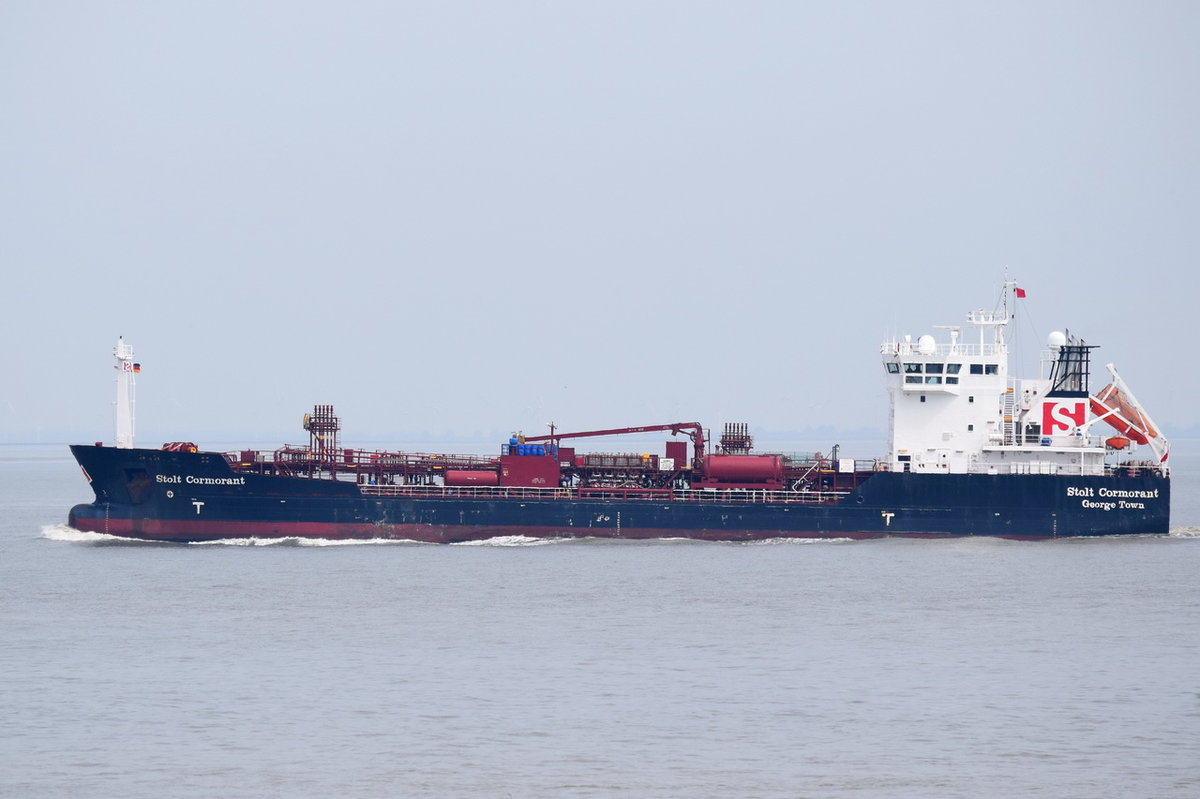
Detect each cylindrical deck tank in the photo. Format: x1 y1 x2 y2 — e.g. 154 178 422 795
704 454 783 483
444 470 500 487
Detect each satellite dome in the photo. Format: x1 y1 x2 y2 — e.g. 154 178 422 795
917 334 936 355
1046 330 1067 348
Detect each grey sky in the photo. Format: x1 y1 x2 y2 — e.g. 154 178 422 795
3 2 1197 446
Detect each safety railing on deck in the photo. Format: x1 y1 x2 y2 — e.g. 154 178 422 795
880 341 1005 358
871 459 1166 477
357 484 852 504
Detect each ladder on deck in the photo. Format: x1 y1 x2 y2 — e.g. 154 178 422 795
1002 386 1016 446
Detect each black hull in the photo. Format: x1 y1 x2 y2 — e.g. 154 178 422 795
67 445 1171 543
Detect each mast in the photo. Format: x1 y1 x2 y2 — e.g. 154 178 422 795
114 337 138 449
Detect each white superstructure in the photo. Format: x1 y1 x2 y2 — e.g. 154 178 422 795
113 337 137 449
880 284 1168 477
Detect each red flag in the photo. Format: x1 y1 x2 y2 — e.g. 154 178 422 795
1014 287 1027 298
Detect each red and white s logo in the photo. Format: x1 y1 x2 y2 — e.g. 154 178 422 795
1042 401 1086 434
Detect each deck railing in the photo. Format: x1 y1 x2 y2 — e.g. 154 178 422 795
880 341 1005 358
357 484 851 505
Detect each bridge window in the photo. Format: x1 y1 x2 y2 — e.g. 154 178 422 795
970 364 983 375
985 364 999 375
886 362 900 373
904 363 922 373
926 363 944 374
946 377 959 385
946 363 962 374
905 375 922 384
925 376 942 384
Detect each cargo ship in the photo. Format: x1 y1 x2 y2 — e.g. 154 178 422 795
67 283 1170 542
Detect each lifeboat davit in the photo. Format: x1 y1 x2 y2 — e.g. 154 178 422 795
1090 384 1157 445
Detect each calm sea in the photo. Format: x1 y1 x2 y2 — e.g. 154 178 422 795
2 441 1198 798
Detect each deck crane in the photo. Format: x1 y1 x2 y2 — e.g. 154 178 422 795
522 422 707 470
